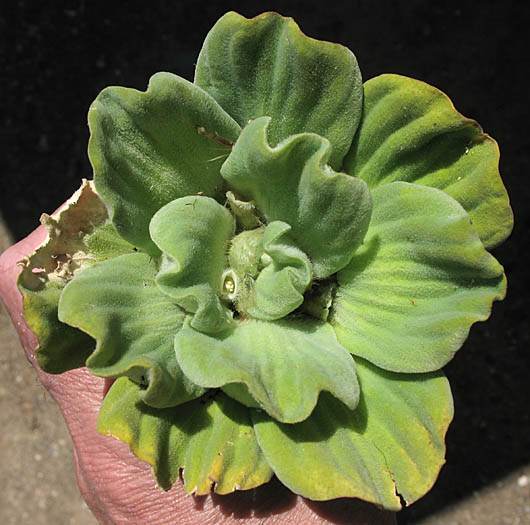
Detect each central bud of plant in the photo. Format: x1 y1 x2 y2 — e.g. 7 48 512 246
221 222 313 321
221 227 265 310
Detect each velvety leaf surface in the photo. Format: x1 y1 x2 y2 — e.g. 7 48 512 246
58 253 205 408
195 11 362 169
174 317 359 423
252 358 453 509
17 180 134 373
344 74 513 249
83 222 139 262
248 221 313 320
98 378 273 493
331 182 506 373
150 196 235 334
88 72 241 254
221 117 372 278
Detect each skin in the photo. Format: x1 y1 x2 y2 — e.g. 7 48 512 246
0 224 397 525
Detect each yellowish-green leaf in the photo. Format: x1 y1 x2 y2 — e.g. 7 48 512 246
331 182 506 373
252 358 453 509
98 378 273 494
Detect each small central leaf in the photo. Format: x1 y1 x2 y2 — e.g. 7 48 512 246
246 221 313 320
221 117 372 279
149 196 235 334
225 221 313 320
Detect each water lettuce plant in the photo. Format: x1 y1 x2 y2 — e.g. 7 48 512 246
17 11 512 510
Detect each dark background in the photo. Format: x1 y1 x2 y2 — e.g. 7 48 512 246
2 1 529 523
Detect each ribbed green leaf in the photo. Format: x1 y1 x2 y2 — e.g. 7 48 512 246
195 11 362 169
149 196 235 334
58 253 205 408
221 117 372 278
344 74 513 249
331 182 506 373
98 378 273 493
252 358 453 509
174 317 359 423
88 72 241 255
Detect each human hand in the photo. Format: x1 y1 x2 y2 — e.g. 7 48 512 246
0 224 397 525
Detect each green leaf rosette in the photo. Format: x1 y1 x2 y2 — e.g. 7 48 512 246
19 11 512 509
